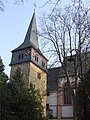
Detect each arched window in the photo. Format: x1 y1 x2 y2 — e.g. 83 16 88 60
64 83 72 104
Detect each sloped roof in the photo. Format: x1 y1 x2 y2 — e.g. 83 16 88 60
48 65 75 81
12 11 39 52
47 52 90 91
48 67 63 81
47 65 75 91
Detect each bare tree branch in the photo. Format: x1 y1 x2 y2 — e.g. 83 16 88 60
39 0 52 8
0 0 5 11
40 0 90 83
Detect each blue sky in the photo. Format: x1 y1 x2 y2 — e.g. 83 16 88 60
0 0 70 76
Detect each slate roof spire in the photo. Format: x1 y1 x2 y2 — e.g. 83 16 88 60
12 11 39 52
24 10 39 48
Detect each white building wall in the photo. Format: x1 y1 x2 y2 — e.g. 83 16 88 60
61 106 73 118
59 77 74 118
49 92 57 105
47 77 75 118
47 91 57 117
49 106 57 117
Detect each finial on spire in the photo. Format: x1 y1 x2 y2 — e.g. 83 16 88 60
34 3 37 11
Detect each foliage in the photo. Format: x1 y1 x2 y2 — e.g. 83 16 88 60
0 66 48 120
0 57 8 82
76 70 90 120
0 0 25 11
0 57 8 120
0 56 8 89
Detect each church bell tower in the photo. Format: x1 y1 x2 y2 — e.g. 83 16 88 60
10 11 48 115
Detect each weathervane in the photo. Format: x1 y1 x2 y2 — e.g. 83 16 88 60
34 3 37 11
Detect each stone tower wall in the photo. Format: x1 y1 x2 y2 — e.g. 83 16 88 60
10 62 30 85
29 62 47 115
10 61 47 116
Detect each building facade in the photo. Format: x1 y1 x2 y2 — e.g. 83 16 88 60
47 53 90 119
10 11 48 115
47 67 75 119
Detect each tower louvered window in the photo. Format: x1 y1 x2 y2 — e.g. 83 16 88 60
18 54 24 60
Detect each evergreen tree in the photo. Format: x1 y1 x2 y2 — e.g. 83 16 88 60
0 57 48 120
0 57 8 120
0 57 8 82
4 67 48 120
76 70 90 120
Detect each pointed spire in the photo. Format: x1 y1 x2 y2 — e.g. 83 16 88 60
24 11 39 48
12 11 39 52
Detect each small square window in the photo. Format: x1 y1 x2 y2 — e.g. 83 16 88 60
37 72 41 79
37 89 40 95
